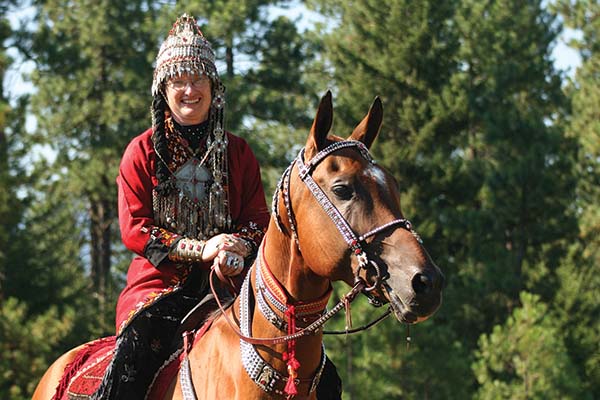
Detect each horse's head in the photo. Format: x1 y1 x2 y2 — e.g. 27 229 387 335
280 91 443 324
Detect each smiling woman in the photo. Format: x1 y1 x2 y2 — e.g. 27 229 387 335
164 73 213 124
42 13 272 400
80 13 273 399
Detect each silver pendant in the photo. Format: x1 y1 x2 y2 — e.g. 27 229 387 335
174 157 211 204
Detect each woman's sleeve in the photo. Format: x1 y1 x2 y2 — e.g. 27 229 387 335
117 137 180 267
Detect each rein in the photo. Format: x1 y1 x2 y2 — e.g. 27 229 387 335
208 258 367 346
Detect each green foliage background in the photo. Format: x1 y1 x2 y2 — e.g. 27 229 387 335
0 0 598 399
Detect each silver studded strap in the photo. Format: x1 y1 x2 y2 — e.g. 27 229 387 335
255 255 288 331
296 143 413 261
240 267 326 396
180 355 198 400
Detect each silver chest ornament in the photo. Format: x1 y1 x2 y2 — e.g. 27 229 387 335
174 157 211 204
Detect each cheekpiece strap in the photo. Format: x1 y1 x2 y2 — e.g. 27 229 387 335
271 163 295 236
296 142 370 253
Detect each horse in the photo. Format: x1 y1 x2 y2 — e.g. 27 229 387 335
33 91 443 400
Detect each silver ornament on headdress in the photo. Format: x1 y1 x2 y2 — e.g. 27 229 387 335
152 13 217 96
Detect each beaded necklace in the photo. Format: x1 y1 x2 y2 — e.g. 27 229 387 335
152 117 231 239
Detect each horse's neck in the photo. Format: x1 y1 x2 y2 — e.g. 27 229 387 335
261 227 330 303
247 228 329 375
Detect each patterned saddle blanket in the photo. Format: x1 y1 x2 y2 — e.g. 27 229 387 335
51 326 218 400
52 296 220 400
51 335 185 400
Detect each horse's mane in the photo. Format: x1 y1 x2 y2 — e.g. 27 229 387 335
206 296 234 324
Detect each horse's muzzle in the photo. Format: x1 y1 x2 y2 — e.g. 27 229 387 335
383 266 443 324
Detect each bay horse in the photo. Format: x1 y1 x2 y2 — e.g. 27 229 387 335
33 92 443 399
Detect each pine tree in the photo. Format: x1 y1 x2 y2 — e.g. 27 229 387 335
0 298 76 400
552 1 600 395
473 292 585 399
0 5 15 299
308 1 470 397
450 0 577 339
237 14 322 194
22 0 158 330
0 3 89 396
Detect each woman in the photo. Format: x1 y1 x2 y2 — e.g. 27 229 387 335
92 14 270 398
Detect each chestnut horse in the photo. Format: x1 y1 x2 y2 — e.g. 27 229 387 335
33 92 443 400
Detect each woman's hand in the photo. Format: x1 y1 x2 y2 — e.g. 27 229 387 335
212 250 244 276
202 233 251 260
202 233 253 276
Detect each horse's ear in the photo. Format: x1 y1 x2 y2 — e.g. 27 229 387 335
349 97 383 149
305 91 333 160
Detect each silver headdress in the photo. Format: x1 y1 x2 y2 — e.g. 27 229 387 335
152 13 218 95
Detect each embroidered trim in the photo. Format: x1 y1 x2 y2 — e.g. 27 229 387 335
258 242 332 317
255 252 328 332
117 272 190 336
66 347 115 398
150 226 181 248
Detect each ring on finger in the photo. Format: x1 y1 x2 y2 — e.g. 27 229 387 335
226 255 234 267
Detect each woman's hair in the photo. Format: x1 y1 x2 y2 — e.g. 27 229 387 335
151 92 173 195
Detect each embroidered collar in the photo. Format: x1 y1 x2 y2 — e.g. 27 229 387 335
171 119 209 150
255 244 330 332
258 239 332 317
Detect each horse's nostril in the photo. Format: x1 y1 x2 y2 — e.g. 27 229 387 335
412 273 432 294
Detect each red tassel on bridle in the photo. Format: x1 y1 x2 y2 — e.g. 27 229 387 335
283 305 300 398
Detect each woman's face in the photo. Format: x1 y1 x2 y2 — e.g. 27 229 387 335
165 73 212 125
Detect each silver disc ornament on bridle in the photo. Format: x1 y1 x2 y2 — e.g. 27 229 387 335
273 139 423 307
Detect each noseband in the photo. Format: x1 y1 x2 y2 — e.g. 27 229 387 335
273 140 423 298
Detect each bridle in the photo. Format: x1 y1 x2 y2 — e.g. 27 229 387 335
273 139 423 299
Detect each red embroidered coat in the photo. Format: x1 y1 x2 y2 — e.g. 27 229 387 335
115 127 269 335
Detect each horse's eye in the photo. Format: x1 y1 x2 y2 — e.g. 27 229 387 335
331 184 353 200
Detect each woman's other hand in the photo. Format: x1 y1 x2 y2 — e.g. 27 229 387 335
203 233 251 260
